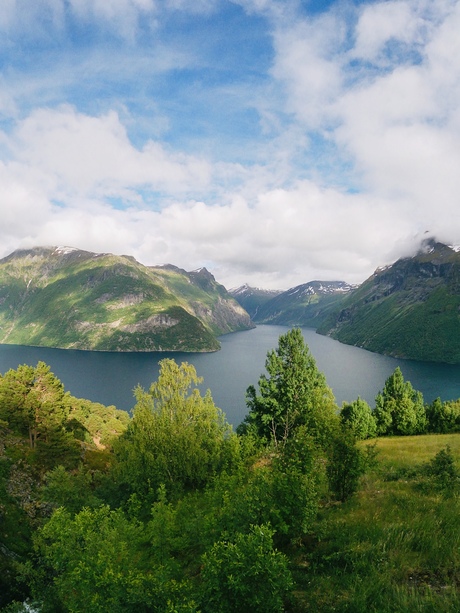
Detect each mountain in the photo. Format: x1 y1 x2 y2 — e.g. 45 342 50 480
232 281 355 326
0 246 253 352
317 239 460 363
229 284 282 319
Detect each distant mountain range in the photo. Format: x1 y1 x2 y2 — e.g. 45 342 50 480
231 239 460 364
1 240 458 362
0 247 253 352
230 281 355 327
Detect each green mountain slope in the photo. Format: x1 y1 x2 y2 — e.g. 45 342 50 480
318 240 460 363
0 246 253 352
233 281 355 327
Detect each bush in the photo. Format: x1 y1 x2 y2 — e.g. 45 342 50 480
340 397 377 440
200 524 293 613
423 446 459 493
327 433 368 502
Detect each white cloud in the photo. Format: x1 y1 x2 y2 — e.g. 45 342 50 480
68 0 156 39
271 12 345 127
1 0 460 292
352 0 426 63
9 106 211 200
263 0 460 253
333 1 460 228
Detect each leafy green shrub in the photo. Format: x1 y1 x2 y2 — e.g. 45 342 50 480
341 397 377 440
326 433 368 502
423 446 459 494
200 524 292 613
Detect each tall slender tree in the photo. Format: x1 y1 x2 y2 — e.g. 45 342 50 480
245 328 338 447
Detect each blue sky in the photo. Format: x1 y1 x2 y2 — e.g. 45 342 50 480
1 0 459 289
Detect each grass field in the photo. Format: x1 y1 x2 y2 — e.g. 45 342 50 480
290 434 460 612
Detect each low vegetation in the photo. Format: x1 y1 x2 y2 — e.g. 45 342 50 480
0 329 459 612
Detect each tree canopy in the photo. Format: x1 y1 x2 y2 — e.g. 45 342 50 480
113 359 239 505
374 367 426 435
244 328 338 447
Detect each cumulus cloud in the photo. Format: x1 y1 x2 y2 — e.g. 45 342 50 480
264 0 460 252
271 12 345 127
0 0 460 291
351 0 427 63
7 106 211 200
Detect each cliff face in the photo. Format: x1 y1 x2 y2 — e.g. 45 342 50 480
0 247 253 352
318 240 460 364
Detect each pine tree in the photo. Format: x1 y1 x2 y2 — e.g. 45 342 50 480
245 328 338 447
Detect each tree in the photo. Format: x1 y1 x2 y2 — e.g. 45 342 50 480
373 367 426 436
426 398 460 433
326 431 368 502
28 506 197 612
113 359 238 506
207 426 325 546
0 362 79 469
245 328 338 447
341 397 377 440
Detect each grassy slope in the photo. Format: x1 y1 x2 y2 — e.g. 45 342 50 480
291 434 460 612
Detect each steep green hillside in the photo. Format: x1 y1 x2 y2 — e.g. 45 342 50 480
242 281 355 326
0 247 252 352
153 265 254 336
318 240 460 363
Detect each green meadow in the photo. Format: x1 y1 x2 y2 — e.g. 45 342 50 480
291 434 460 612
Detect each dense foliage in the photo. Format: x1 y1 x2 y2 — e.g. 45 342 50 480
0 329 459 612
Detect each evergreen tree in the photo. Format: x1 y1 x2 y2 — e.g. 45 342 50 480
245 328 338 447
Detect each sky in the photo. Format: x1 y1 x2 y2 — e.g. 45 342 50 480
1 0 459 290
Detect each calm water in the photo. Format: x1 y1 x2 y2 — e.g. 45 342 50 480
0 325 459 427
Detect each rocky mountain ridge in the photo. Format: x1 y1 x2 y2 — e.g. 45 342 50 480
0 246 253 352
231 280 356 327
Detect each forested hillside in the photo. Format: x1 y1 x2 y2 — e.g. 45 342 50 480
0 330 459 612
318 240 460 363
